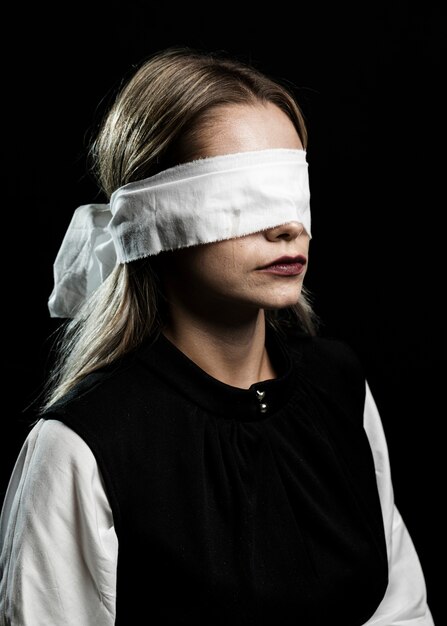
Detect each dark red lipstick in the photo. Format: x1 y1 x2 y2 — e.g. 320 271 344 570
257 255 307 276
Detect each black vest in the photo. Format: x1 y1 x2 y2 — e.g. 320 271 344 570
43 328 388 625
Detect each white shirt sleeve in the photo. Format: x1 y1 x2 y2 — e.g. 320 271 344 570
361 382 435 625
0 418 118 626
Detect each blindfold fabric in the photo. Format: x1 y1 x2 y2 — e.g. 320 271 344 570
48 148 311 318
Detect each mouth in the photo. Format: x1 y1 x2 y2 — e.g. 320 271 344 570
257 255 307 276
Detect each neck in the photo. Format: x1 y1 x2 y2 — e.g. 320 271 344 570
162 309 276 389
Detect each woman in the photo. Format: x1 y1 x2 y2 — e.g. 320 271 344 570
0 47 434 625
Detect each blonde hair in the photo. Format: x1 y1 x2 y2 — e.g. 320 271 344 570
41 46 319 411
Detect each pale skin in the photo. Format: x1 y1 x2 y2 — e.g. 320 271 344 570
160 102 310 389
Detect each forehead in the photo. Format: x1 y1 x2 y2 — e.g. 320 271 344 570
194 102 303 159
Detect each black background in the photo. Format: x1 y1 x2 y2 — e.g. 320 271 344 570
2 2 443 622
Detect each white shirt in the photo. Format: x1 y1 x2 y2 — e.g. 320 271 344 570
0 383 435 625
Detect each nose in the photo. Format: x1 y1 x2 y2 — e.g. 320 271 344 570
264 221 306 242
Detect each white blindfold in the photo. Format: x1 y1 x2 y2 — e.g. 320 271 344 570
48 148 311 318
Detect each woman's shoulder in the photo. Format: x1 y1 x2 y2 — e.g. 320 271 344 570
41 344 157 422
282 327 366 410
284 326 364 371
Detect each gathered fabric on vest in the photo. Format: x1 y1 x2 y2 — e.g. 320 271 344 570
42 327 388 626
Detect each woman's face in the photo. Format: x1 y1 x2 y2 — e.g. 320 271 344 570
159 102 310 319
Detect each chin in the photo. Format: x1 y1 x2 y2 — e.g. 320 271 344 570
263 288 303 310
262 296 302 311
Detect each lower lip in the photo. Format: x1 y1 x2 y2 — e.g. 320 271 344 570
258 263 306 276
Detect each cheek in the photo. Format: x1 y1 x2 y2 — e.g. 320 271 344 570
174 250 230 291
199 256 238 289
168 238 256 292
198 241 244 274
194 245 251 292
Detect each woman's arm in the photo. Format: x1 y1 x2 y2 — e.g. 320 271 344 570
362 383 435 625
0 419 117 626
